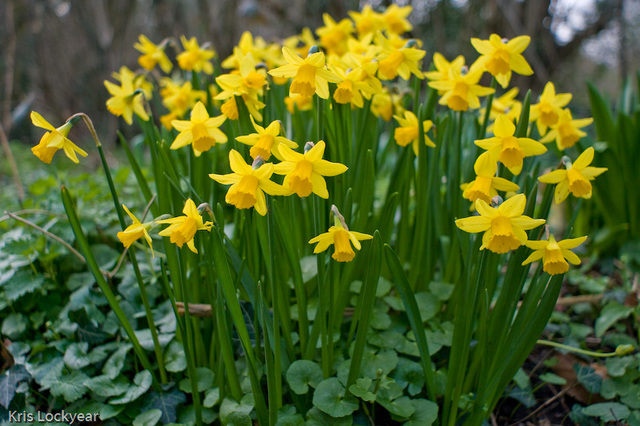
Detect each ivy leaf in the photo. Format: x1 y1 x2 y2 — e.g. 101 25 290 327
349 378 376 402
64 342 91 370
574 364 602 394
378 395 415 418
0 365 31 409
403 399 438 426
203 387 220 408
110 369 152 404
2 270 44 301
102 343 132 380
595 302 634 337
179 367 215 393
133 408 162 426
305 407 352 426
220 395 254 425
1 313 28 340
539 372 567 385
84 375 130 398
49 371 89 402
142 388 187 424
164 340 187 373
312 377 359 417
414 292 440 322
583 402 631 422
286 360 323 395
134 329 173 351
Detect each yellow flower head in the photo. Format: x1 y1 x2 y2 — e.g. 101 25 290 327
393 110 435 156
177 36 216 74
157 199 212 254
330 63 377 108
30 112 87 164
221 32 269 70
284 94 314 114
530 82 572 136
274 141 348 198
134 35 172 73
376 34 425 81
104 68 149 125
481 87 522 131
170 101 227 156
461 152 520 204
540 109 593 151
348 5 385 37
309 206 373 262
316 13 354 57
236 116 298 161
428 65 494 111
268 46 341 99
117 204 155 257
370 88 404 122
475 114 547 175
382 4 413 35
470 34 533 88
209 151 288 216
424 53 466 93
215 54 268 121
456 194 545 254
522 233 587 275
160 78 206 119
538 147 607 204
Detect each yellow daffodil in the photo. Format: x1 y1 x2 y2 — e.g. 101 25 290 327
461 152 520 204
376 34 425 81
309 206 373 262
30 112 87 164
160 78 206 118
268 46 341 99
370 88 404 122
470 34 533 88
177 36 215 74
538 147 607 204
339 52 383 98
481 87 522 130
236 116 298 161
157 199 212 253
221 31 269 70
170 101 227 156
134 35 172 73
428 65 494 111
104 69 149 125
283 28 318 61
316 13 354 57
530 82 572 136
209 151 288 216
117 204 155 257
284 94 314 114
274 141 348 198
215 53 268 121
424 53 466 93
382 4 413 35
456 194 545 254
522 234 587 275
348 5 385 37
540 109 593 151
475 114 546 175
394 110 435 155
330 65 376 108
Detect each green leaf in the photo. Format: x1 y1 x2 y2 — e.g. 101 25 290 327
84 374 130 398
595 302 634 337
378 395 415 418
361 350 398 378
583 402 631 421
49 371 89 402
142 388 187 424
0 365 31 409
286 360 323 395
606 356 634 377
312 377 359 417
134 328 174 351
179 366 214 393
621 387 640 409
203 387 220 408
100 403 125 420
64 342 91 370
110 369 152 404
428 281 454 301
539 372 567 386
304 406 352 426
574 364 602 394
2 269 45 301
1 313 28 339
220 395 254 425
414 292 439 322
392 358 424 396
102 343 132 379
403 399 438 426
179 405 218 425
164 340 187 372
349 378 376 402
133 408 162 426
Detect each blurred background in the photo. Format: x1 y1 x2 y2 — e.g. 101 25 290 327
1 0 639 147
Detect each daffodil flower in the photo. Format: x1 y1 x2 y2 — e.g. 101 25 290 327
475 114 547 175
134 35 172 73
268 46 341 99
428 65 494 111
209 151 288 216
538 147 607 204
177 36 215 74
540 109 593 151
309 206 373 262
170 101 227 156
105 70 149 125
236 116 297 161
461 152 520 204
376 34 425 81
455 194 545 254
424 53 466 93
348 5 385 37
316 13 354 57
157 199 212 253
393 111 435 156
30 112 87 164
382 4 413 35
530 82 572 136
117 204 155 257
470 34 533 88
274 141 348 198
522 234 587 275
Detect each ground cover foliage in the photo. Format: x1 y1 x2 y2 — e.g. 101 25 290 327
1 4 639 425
